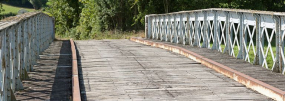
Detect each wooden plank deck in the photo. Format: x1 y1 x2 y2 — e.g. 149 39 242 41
147 39 285 91
14 41 72 101
75 39 271 101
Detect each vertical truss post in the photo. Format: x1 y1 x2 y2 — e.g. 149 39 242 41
32 17 35 64
0 31 4 100
31 17 35 65
27 18 32 72
153 16 158 39
157 16 161 40
237 12 244 59
10 26 16 93
151 16 153 39
164 15 167 42
171 14 175 43
162 15 166 41
149 16 153 39
185 13 190 45
281 17 285 74
179 13 183 44
166 15 170 42
273 15 281 72
257 15 265 65
36 16 40 59
194 12 199 46
224 12 230 54
24 20 28 74
21 21 28 80
170 14 173 42
0 30 6 100
173 14 178 43
155 16 158 40
3 29 8 101
212 11 218 50
6 28 11 101
15 23 23 91
253 14 260 65
161 15 163 41
160 15 163 41
158 16 161 40
202 11 207 48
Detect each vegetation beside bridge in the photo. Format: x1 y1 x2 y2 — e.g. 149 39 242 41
45 0 285 40
0 0 284 39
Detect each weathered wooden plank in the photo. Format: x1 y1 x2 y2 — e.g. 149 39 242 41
76 39 270 101
149 39 285 92
14 41 72 100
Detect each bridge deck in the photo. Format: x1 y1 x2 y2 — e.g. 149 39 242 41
147 39 285 91
15 41 72 101
75 39 270 101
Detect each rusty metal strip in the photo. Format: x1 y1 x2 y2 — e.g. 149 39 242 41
130 37 285 101
70 39 81 101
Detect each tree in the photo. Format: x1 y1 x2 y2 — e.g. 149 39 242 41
46 0 285 39
46 0 80 36
27 0 48 9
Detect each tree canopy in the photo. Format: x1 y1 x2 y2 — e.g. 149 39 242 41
45 0 285 39
1 0 48 9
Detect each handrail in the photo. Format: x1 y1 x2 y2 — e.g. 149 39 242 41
145 8 285 74
0 12 55 100
146 8 285 16
70 39 81 101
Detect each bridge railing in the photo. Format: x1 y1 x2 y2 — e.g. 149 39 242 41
145 8 285 74
0 12 54 100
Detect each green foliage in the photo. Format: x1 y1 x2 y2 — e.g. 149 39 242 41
2 0 48 9
46 0 285 39
28 0 41 9
91 30 144 40
0 4 4 13
25 0 48 9
0 4 34 14
0 3 35 19
46 0 80 37
73 0 135 39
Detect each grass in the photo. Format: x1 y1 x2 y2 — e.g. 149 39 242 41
0 4 34 14
206 42 276 69
93 31 145 40
55 30 145 40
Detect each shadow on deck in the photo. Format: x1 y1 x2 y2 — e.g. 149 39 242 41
76 45 87 101
15 40 72 101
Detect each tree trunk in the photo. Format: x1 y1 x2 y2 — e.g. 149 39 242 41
163 0 169 13
118 0 123 31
